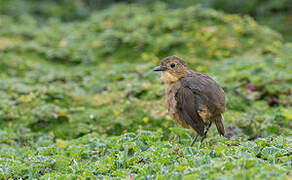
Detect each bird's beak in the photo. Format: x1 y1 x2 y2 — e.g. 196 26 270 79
153 66 167 71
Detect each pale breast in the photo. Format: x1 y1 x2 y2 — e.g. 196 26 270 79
165 82 188 128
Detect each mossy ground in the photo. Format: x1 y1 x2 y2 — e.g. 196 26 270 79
0 4 291 179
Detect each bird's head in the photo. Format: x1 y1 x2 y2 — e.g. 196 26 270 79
153 56 190 83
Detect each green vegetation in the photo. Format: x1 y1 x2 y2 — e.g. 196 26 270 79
1 0 291 41
0 2 291 179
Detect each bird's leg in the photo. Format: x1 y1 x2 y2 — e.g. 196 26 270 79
201 122 212 143
190 134 199 147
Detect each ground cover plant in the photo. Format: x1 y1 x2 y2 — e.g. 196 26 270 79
0 3 291 179
1 0 291 41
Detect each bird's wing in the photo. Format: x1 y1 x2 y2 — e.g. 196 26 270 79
181 73 226 114
175 86 205 136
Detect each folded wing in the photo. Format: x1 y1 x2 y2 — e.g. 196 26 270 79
175 87 205 136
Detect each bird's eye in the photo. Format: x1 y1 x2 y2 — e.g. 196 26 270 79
170 63 176 68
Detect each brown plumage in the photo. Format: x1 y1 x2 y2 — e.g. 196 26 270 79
153 56 226 146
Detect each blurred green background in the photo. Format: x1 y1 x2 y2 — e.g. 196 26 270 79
1 0 291 41
0 0 291 179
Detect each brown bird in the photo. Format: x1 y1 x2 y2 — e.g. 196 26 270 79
153 56 226 146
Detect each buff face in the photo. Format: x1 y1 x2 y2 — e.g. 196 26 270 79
153 57 189 83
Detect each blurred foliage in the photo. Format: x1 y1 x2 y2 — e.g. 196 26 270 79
0 4 283 64
1 0 290 19
0 2 291 179
1 0 291 41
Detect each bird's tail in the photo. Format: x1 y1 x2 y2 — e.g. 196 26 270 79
214 115 225 136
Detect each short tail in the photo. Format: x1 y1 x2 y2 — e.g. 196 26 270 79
214 115 225 136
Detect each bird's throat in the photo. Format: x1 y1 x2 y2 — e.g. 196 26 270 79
161 71 179 84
